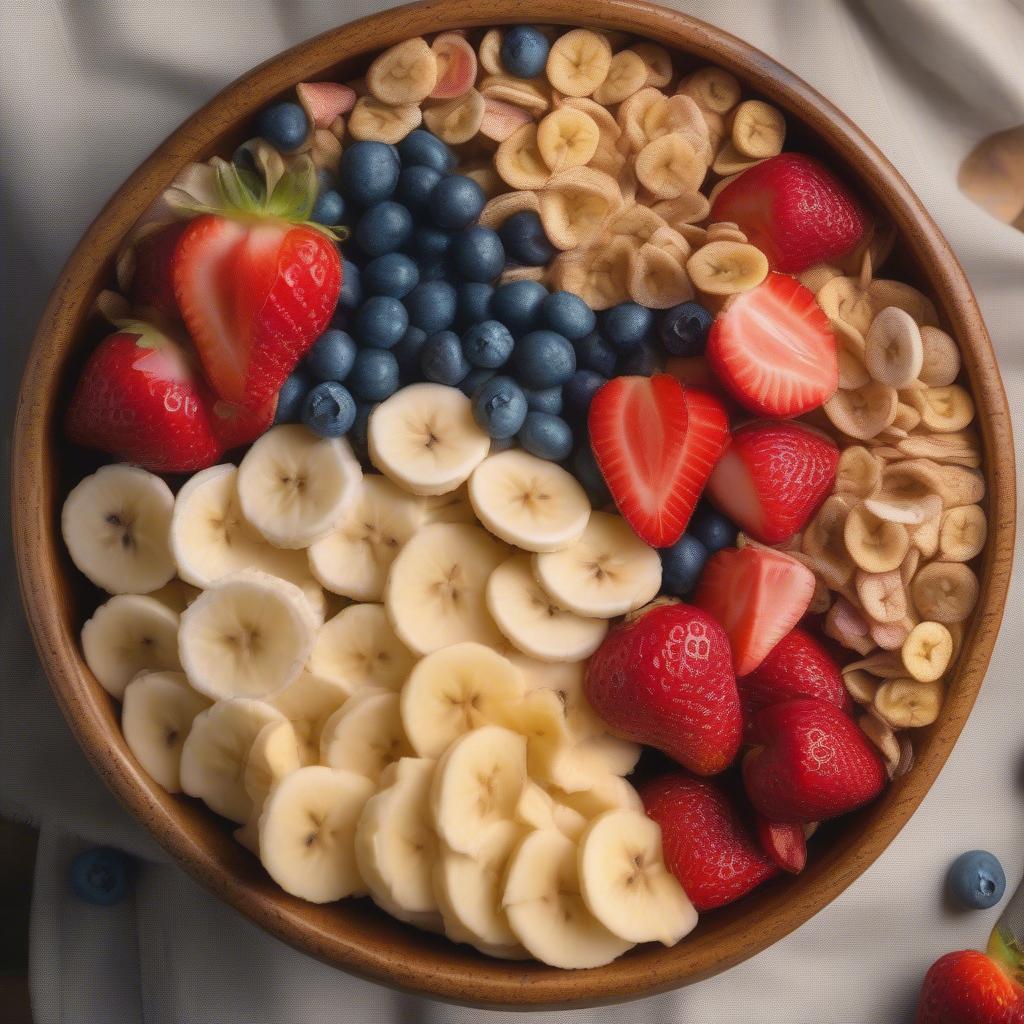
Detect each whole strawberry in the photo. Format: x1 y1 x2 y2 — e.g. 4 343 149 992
639 772 778 910
65 321 223 472
916 950 1024 1024
584 601 742 776
125 221 187 323
743 697 886 823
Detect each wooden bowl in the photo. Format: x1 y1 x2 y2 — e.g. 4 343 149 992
11 0 1016 1008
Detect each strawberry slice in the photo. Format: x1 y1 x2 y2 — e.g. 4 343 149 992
706 272 838 418
588 375 728 547
754 814 807 874
693 546 815 675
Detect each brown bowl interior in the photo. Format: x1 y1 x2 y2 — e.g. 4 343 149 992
11 0 1016 1009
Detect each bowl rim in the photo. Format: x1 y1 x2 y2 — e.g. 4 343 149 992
11 0 1017 1008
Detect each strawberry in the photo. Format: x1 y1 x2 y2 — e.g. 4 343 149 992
738 626 851 736
709 153 867 273
706 272 838 418
584 602 741 776
916 949 1024 1024
65 322 223 473
639 772 778 910
171 158 342 409
754 814 807 874
209 396 278 452
706 420 838 544
693 546 815 676
743 697 886 823
588 375 728 547
126 221 187 323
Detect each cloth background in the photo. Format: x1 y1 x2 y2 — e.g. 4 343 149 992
2 1 1022 1020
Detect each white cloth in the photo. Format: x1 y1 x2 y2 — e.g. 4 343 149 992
2 1 1022 1020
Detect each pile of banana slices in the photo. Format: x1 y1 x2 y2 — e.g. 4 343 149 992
61 383 699 968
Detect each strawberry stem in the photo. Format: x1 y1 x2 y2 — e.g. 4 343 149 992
987 926 1024 987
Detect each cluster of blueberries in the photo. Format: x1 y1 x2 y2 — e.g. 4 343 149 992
658 501 737 600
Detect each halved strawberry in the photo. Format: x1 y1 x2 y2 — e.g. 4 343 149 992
692 546 815 675
588 375 728 547
127 221 187 323
754 814 807 874
706 273 838 418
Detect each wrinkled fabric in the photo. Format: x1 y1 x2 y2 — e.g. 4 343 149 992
1 1 1022 1021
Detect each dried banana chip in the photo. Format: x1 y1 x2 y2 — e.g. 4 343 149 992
873 678 941 729
636 133 707 199
630 42 673 88
858 713 901 768
855 569 907 624
677 66 741 114
592 50 648 105
803 495 855 588
628 242 694 308
731 99 786 159
495 123 551 190
686 240 768 295
712 141 763 176
479 98 533 143
824 381 899 440
918 325 962 387
366 37 438 106
844 504 910 573
478 29 504 76
546 29 612 97
836 446 882 499
423 90 485 144
910 562 979 623
901 621 953 683
865 307 924 389
892 402 922 432
348 96 422 143
910 514 940 560
938 505 987 562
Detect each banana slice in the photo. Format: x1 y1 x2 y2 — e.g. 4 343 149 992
911 562 979 623
419 483 477 525
180 697 285 823
355 758 439 921
864 307 924 389
62 464 175 595
635 134 706 199
82 594 181 699
824 381 899 441
858 712 902 768
678 66 741 114
237 425 362 549
307 475 423 601
629 42 672 88
149 578 201 614
478 29 504 76
538 167 622 250
506 653 602 740
532 512 661 619
711 141 763 176
802 495 856 589
479 74 551 116
549 236 633 310
495 123 552 190
243 719 303 810
430 724 527 856
121 671 210 792
400 642 525 757
553 775 644 819
919 325 962 387
546 29 612 97
901 621 953 682
479 189 541 230
320 687 411 781
836 446 882 499
873 678 942 729
422 90 485 145
617 87 665 151
430 32 477 100
629 242 694 309
592 49 648 105
938 505 987 562
270 671 349 764
503 828 633 969
907 384 975 433
536 107 600 172
731 99 785 159
369 384 490 497
479 97 532 142
308 602 414 694
844 669 880 705
385 522 507 655
258 765 374 903
366 37 438 105
486 554 608 662
538 732 642 795
855 569 907 624
434 819 525 957
178 570 316 701
348 96 422 144
844 504 910 574
686 240 768 295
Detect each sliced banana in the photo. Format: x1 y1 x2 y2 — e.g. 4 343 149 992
148 578 201 614
864 307 924 389
62 464 174 595
836 446 882 499
180 697 285 823
873 678 942 729
307 474 423 601
911 562 979 623
270 671 349 764
320 687 411 781
308 602 414 694
536 107 600 172
178 570 316 701
590 49 647 105
843 504 910 574
82 594 182 699
494 123 551 190
121 671 210 792
400 642 525 757
369 384 490 497
858 712 901 767
687 240 768 295
478 28 504 76
711 141 763 176
419 483 477 525
422 90 485 145
258 765 374 903
479 97 533 143
506 653 602 740
855 569 907 624
385 522 506 655
629 42 673 88
430 32 477 100
237 425 362 549
938 505 987 562
538 167 622 250
549 236 632 310
243 719 303 810
844 669 880 705
629 241 694 308
919 325 962 387
366 37 438 106
678 66 741 114
546 29 612 97
909 385 976 433
901 621 953 682
635 134 706 199
479 74 551 116
824 381 899 440
538 732 642 795
802 496 856 588
532 512 661 619
731 99 785 159
503 828 633 969
430 724 527 856
348 96 422 144
553 775 644 819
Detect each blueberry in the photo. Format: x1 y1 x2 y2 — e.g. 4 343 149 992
511 330 576 389
601 302 656 351
410 224 453 262
420 330 470 386
688 502 738 555
350 401 377 466
572 443 611 507
501 26 550 78
363 252 419 299
617 339 664 377
518 412 573 462
354 201 414 258
305 328 357 381
563 370 606 423
460 366 496 397
498 210 556 266
525 386 563 415
659 301 714 356
256 101 308 151
394 165 443 216
490 280 548 336
392 325 428 378
337 260 362 310
472 375 529 439
429 174 486 230
347 348 400 401
404 280 457 335
456 282 494 328
301 381 357 438
451 225 505 283
316 167 337 193
70 847 130 906
397 129 456 173
947 850 1006 910
312 189 345 226
574 332 618 378
462 319 515 369
353 295 408 349
417 259 450 283
660 535 709 596
540 291 596 340
274 369 313 423
339 140 401 206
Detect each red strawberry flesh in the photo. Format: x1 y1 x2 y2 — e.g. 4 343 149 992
755 814 807 874
916 950 1024 1024
128 221 187 323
